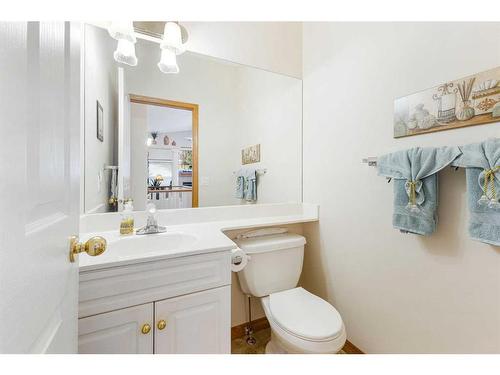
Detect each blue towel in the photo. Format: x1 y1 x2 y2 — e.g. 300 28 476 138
378 146 462 235
244 169 257 202
235 168 257 202
235 175 245 199
451 138 500 246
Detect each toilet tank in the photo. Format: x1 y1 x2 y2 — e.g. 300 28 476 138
235 230 306 297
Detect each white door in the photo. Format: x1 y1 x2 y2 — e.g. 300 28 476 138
78 303 154 354
0 22 81 353
117 66 131 210
154 286 231 354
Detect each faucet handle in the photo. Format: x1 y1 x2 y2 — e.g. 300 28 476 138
136 202 166 235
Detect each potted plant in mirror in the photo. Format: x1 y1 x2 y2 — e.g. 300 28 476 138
148 175 163 200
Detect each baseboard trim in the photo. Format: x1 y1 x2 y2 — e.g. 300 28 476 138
231 317 364 353
342 340 364 354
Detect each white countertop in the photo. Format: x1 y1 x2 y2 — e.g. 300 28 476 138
79 203 319 272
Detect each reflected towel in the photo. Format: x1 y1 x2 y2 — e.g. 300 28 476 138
451 138 500 246
235 168 258 202
110 168 118 199
235 174 245 199
378 146 462 235
244 169 257 202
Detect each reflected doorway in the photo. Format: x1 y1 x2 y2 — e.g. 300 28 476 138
130 95 198 209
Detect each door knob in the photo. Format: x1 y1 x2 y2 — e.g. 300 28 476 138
157 320 167 330
69 235 107 263
141 323 151 334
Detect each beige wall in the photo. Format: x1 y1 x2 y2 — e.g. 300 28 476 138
183 22 302 78
301 22 500 353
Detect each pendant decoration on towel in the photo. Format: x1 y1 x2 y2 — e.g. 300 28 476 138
405 180 423 213
478 166 500 209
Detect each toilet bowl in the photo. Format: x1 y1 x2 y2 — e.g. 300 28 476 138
234 229 346 354
261 287 346 354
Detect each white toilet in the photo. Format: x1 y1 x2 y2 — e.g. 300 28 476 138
235 229 346 354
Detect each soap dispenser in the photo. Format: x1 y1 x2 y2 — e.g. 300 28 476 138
120 199 134 235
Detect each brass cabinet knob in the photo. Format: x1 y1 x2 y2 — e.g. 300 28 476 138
141 323 151 334
157 320 167 330
69 235 107 263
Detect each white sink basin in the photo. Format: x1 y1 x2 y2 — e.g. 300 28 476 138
108 232 198 258
80 231 199 268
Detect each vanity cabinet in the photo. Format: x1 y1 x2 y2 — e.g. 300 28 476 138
78 286 230 354
78 251 231 354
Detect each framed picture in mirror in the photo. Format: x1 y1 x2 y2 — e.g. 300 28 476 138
242 144 261 165
96 100 103 142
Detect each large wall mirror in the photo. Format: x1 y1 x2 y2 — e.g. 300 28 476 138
83 24 302 213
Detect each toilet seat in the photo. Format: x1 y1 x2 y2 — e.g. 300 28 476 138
270 287 344 341
261 287 346 353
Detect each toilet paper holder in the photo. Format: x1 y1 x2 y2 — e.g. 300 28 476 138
231 247 250 272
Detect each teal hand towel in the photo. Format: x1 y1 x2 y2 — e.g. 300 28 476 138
451 138 500 246
378 146 462 235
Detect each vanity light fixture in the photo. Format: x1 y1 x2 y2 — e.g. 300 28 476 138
158 48 179 74
108 21 138 66
160 22 185 54
114 39 138 66
157 22 188 74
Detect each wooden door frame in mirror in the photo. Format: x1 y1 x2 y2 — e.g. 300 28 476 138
129 94 199 208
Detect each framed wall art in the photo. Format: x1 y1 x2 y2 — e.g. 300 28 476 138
394 66 500 138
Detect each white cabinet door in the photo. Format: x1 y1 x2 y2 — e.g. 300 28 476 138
154 286 230 354
0 22 81 353
78 303 153 354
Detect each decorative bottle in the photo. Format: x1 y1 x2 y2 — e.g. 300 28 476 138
120 199 134 235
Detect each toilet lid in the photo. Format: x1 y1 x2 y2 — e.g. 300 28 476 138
269 287 343 341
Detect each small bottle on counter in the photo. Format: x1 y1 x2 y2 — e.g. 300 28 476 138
120 199 134 235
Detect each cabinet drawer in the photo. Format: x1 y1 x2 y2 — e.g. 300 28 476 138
79 251 231 318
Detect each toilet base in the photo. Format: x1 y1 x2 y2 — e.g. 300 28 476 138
265 332 288 354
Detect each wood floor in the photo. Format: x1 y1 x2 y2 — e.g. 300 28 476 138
231 326 362 354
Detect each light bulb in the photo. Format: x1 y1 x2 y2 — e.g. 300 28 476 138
108 21 136 43
113 39 138 66
157 48 179 74
160 22 184 54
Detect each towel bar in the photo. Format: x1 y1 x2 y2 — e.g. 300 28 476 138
362 157 377 166
233 168 267 175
